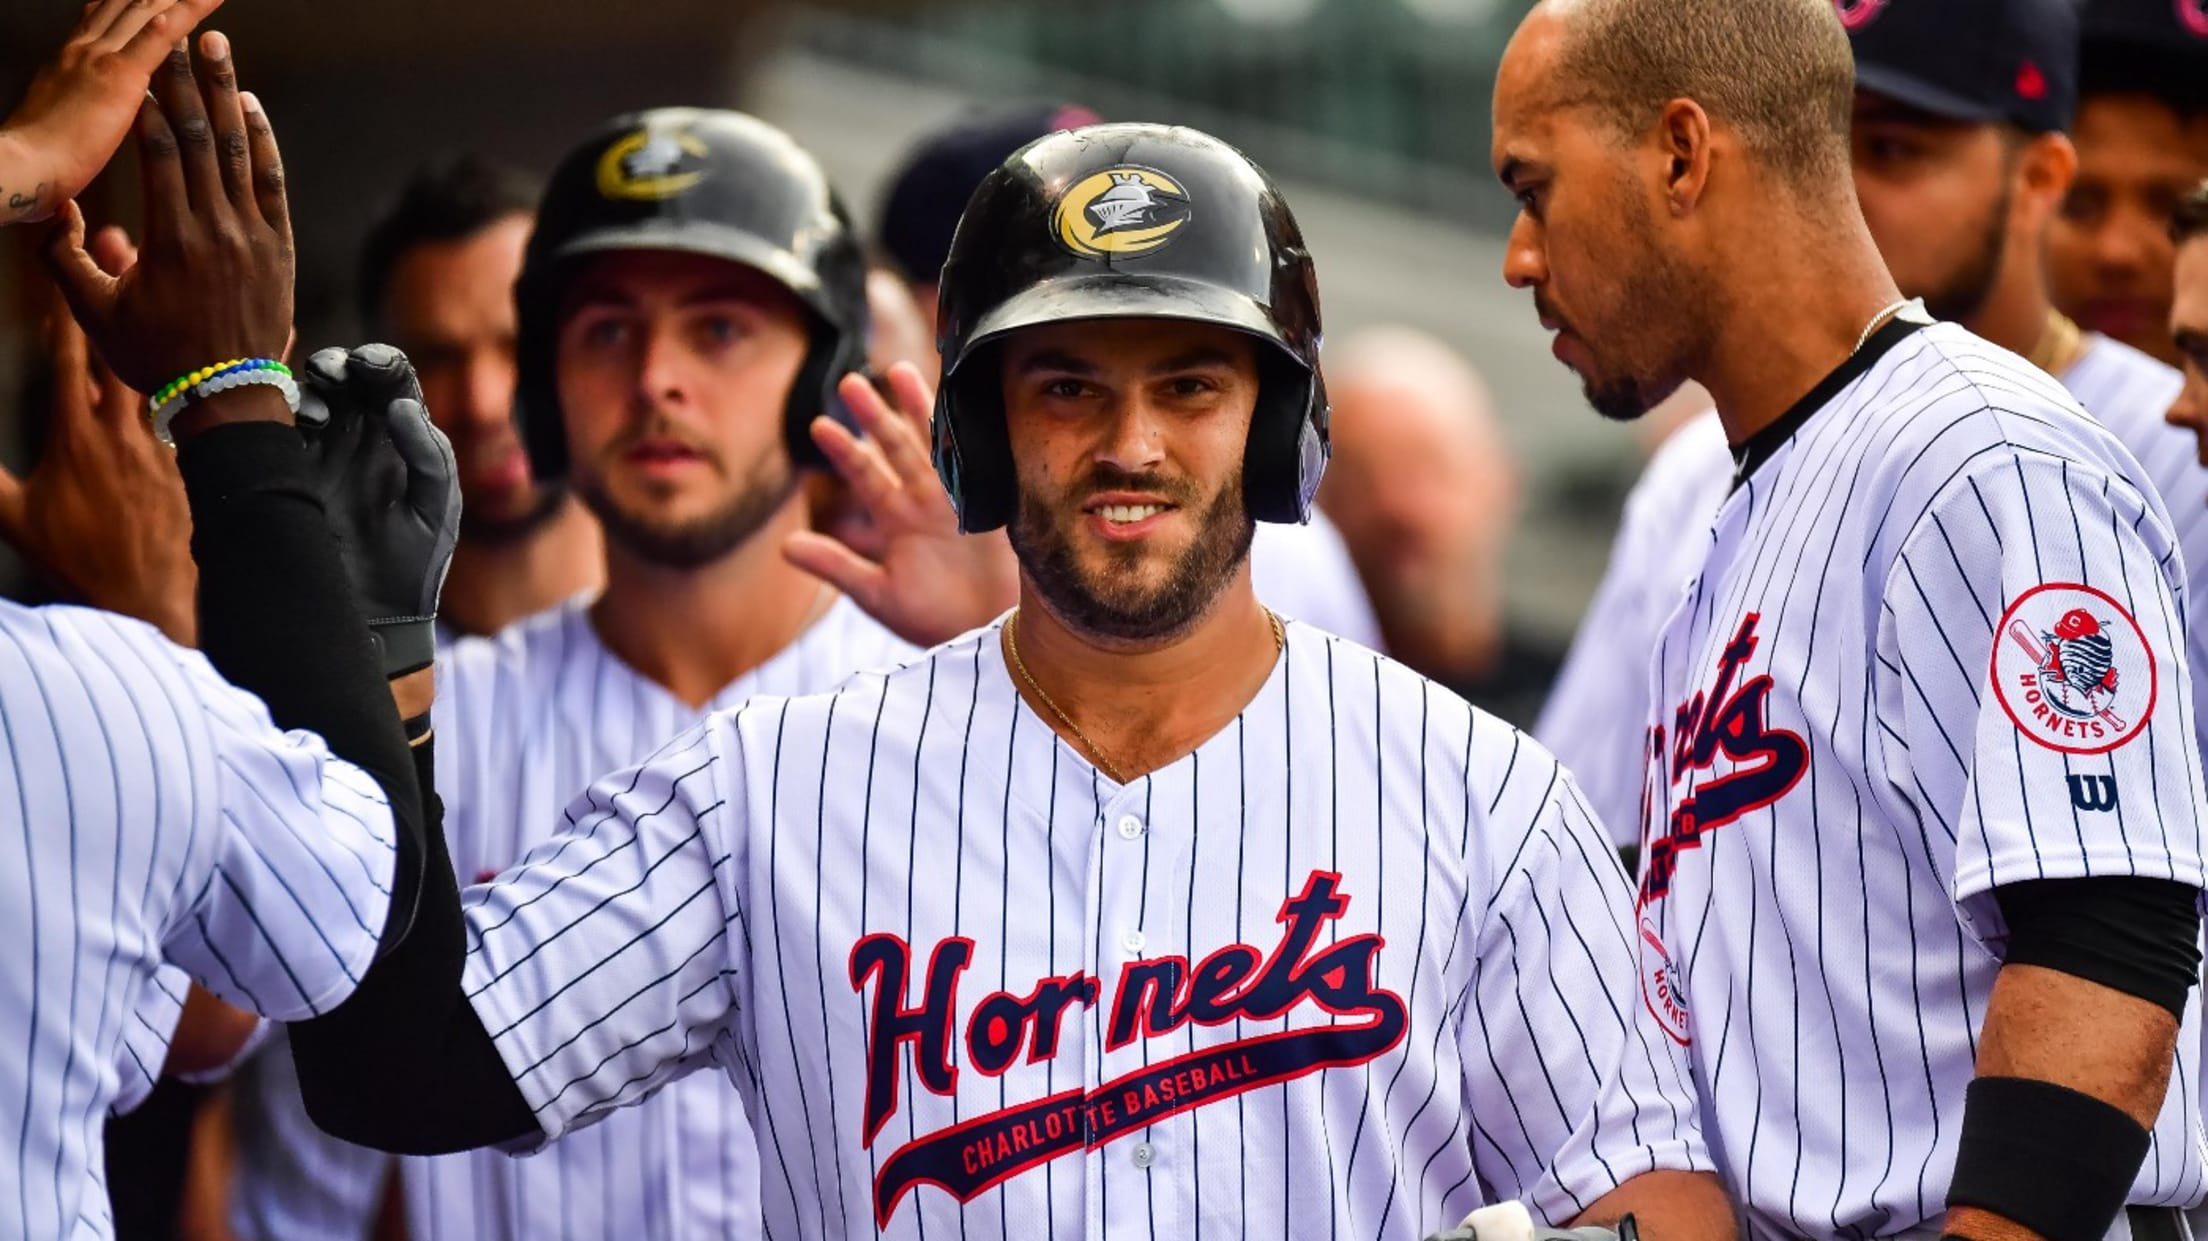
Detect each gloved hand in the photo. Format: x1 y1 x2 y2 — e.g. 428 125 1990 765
1424 1201 1641 1241
295 344 459 679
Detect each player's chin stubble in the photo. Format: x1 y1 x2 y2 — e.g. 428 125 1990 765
574 452 796 570
1009 473 1257 644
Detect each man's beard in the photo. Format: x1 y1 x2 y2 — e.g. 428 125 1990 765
1917 189 2010 326
1552 196 1698 423
573 452 795 570
1008 465 1256 644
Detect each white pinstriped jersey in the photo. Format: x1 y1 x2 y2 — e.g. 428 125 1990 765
1540 333 2205 846
1252 507 1386 652
0 601 395 1241
459 619 1711 1239
228 594 914 1241
1633 322 2208 1238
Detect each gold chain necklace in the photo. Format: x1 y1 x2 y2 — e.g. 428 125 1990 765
2027 307 2085 377
1003 607 1285 785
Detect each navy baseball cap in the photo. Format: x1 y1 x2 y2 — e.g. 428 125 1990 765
1838 0 2079 133
875 102 1102 287
2079 0 2208 109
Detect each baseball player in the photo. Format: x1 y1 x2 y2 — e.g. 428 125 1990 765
276 122 1734 1240
225 109 919 1241
0 29 459 1241
2048 0 2208 370
1539 0 2208 851
1496 1 2207 1238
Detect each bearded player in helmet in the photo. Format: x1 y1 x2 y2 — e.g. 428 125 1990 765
266 122 1734 1240
224 108 919 1241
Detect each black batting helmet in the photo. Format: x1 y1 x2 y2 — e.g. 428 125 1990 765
513 108 869 480
931 123 1328 533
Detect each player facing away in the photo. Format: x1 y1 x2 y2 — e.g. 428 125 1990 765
278 123 1735 1241
1495 1 2208 1239
225 109 919 1241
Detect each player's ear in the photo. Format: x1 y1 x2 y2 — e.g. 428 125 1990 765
1654 99 1713 217
2012 130 2078 231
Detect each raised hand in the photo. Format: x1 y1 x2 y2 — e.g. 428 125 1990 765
0 0 227 224
296 346 461 678
783 363 1021 647
0 260 196 645
43 30 292 424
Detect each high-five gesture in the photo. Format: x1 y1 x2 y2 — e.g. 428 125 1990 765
45 31 293 430
784 363 1021 646
0 0 227 224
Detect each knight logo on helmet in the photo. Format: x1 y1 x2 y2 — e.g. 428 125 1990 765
931 123 1330 534
513 108 871 483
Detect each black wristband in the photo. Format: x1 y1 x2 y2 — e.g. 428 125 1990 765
1947 1076 2150 1241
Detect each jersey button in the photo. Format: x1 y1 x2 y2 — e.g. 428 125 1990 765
1115 814 1144 840
1121 929 1147 955
1131 1142 1156 1169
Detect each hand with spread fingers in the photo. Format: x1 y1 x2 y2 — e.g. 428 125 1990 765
0 258 197 647
0 0 227 224
43 29 293 438
295 345 461 679
783 362 1021 646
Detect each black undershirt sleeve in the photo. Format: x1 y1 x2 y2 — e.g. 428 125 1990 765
1995 876 2202 1018
178 422 536 1152
177 422 424 951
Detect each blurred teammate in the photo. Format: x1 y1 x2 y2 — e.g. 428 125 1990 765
2168 184 2208 459
226 108 919 1241
873 104 1387 651
1540 0 2208 848
1319 327 1532 704
1496 1 2206 1237
2048 0 2208 368
358 157 604 637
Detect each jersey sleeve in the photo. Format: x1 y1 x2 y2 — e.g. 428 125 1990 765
1458 755 1711 1224
110 965 189 1115
459 718 743 1150
1877 449 2208 937
159 649 399 1022
1535 538 1661 847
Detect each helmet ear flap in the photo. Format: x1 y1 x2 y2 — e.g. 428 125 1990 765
934 343 1019 533
1243 345 1329 525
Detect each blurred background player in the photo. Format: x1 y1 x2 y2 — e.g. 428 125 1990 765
1318 325 1551 723
2048 0 2208 369
872 102 1387 651
1540 0 2208 846
2167 183 2208 460
357 156 604 637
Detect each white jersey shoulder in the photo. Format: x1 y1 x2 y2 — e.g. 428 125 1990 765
231 594 917 1241
461 621 1708 1240
0 601 394 1241
1252 508 1387 651
1641 322 2208 1235
1536 410 1731 842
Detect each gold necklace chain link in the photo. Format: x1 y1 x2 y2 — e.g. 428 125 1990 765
1004 607 1285 786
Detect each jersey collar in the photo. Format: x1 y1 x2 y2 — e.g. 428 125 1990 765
1729 314 1930 489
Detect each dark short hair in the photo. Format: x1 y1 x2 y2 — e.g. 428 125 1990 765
2176 180 2208 246
357 155 540 327
1552 0 1856 194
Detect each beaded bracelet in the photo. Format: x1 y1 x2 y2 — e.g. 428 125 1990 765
151 358 298 444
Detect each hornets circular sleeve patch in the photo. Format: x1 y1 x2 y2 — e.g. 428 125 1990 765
1990 583 2157 755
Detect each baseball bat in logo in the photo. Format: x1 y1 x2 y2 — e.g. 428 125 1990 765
1990 582 2157 756
1833 0 1888 30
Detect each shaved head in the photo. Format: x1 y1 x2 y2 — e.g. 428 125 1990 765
1547 0 1857 192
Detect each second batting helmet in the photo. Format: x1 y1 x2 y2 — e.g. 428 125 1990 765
931 123 1329 534
513 108 869 480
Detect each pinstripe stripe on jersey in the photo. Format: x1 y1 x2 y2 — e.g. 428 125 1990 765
0 602 393 1241
460 620 1709 1239
227 595 913 1241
